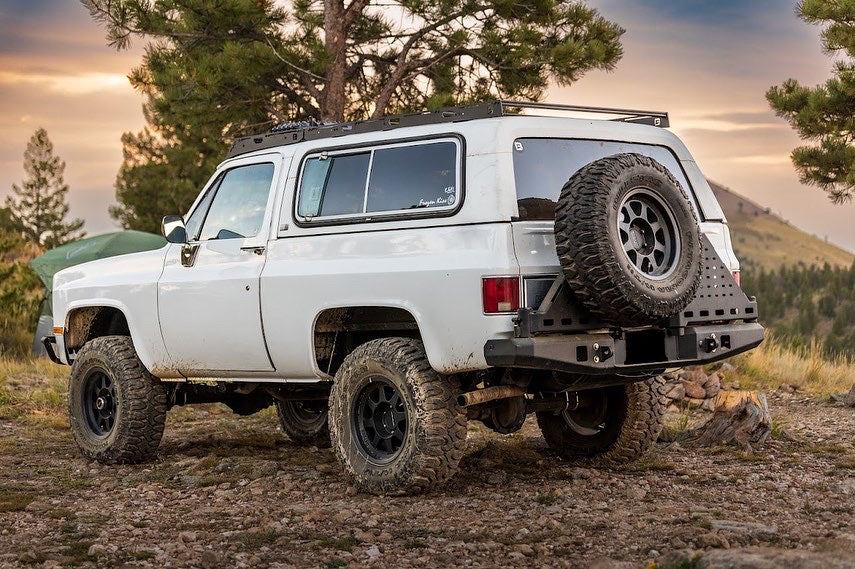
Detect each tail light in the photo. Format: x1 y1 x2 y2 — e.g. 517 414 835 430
732 271 741 286
482 277 520 314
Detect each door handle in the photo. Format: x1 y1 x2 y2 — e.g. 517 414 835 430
240 245 266 255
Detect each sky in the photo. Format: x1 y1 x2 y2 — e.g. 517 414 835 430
1 0 853 251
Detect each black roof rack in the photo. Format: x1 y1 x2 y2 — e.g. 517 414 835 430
226 100 669 159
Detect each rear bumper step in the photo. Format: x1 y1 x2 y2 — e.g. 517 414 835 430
484 322 764 375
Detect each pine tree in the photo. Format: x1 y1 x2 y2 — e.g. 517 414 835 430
6 128 85 248
766 0 855 203
85 0 625 232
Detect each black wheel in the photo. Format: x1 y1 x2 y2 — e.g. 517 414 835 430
555 153 702 326
275 400 330 447
328 338 467 495
536 376 666 465
68 336 166 464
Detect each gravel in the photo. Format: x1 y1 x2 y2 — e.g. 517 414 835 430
0 390 853 568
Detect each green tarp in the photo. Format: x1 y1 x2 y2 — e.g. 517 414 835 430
29 231 167 355
29 230 167 292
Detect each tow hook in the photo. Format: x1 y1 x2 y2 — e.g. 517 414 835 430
700 333 719 354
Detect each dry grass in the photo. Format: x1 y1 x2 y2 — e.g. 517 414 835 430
0 357 68 418
727 334 854 395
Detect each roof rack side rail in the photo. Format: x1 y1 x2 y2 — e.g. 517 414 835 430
496 100 669 128
226 99 670 159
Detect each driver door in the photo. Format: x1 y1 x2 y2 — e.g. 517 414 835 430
158 156 284 375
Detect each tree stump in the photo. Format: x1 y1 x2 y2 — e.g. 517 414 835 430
681 390 771 451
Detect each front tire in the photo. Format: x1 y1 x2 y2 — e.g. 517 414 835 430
68 336 166 464
536 376 666 465
328 338 467 495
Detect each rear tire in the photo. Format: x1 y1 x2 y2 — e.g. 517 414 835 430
276 400 330 447
536 376 666 465
328 338 467 495
68 336 166 464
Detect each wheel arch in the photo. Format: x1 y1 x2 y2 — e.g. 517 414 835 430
63 301 156 371
311 305 424 377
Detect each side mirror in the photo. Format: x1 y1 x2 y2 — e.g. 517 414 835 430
161 214 187 244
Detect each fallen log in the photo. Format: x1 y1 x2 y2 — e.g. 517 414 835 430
680 390 771 452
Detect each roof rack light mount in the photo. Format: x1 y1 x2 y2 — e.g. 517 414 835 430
227 99 669 159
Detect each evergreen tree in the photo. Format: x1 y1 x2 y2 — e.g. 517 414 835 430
6 129 85 248
766 0 854 203
84 0 625 232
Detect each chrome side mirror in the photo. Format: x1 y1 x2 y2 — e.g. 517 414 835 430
161 214 187 244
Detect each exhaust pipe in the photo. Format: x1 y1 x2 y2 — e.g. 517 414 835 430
458 385 526 407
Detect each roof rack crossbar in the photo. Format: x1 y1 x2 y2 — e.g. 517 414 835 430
226 99 669 159
496 99 669 126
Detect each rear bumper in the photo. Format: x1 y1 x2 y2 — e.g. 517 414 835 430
484 322 764 375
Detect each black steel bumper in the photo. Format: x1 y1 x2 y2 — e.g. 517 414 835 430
41 336 64 365
484 322 764 375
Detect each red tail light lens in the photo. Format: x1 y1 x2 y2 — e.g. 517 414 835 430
732 271 741 286
482 277 520 314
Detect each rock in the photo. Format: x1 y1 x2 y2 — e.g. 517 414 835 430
704 373 722 398
665 383 686 401
199 551 220 569
365 545 381 560
625 486 647 500
345 486 358 497
710 520 778 535
511 543 534 556
43 561 62 569
87 544 106 557
303 508 324 522
178 531 197 543
842 384 855 407
354 529 374 543
682 380 706 400
694 547 855 568
696 532 730 549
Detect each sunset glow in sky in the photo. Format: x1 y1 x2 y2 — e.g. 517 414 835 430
1 0 853 251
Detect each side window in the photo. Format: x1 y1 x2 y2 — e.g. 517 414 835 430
198 163 275 240
296 139 459 221
367 142 456 212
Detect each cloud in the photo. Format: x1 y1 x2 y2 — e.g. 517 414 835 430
0 71 130 95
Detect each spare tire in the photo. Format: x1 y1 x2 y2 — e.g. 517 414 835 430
554 153 702 326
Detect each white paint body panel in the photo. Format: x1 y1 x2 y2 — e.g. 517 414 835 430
51 114 741 381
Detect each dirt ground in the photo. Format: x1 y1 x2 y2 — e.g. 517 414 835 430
1 389 854 569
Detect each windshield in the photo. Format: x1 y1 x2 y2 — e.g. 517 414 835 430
512 138 697 221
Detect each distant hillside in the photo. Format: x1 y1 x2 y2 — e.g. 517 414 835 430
709 181 854 272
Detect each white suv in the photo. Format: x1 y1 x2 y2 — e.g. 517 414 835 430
45 101 763 494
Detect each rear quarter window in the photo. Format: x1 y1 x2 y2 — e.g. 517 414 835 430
512 139 697 221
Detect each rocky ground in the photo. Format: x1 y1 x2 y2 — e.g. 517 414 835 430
1 387 854 569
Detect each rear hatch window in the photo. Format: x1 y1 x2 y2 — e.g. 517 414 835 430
512 138 699 221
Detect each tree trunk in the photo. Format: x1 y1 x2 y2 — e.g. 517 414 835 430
321 0 346 122
681 390 772 452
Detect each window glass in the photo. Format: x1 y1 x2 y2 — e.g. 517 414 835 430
198 163 274 240
318 153 371 216
297 158 332 217
512 139 695 221
366 142 457 212
184 177 220 241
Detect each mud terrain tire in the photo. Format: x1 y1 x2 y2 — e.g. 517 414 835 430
536 376 666 465
555 153 702 326
328 338 467 495
68 336 166 464
276 400 331 447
